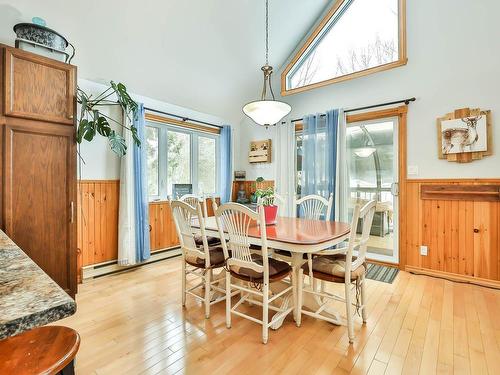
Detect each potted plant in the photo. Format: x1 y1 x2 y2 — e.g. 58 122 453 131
250 176 265 203
76 81 140 156
256 187 278 225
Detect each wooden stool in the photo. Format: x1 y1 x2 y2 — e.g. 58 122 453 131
0 326 80 375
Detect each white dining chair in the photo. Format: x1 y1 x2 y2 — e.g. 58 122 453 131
179 194 220 246
179 193 209 218
273 193 333 264
170 200 227 319
214 202 294 344
296 200 376 343
294 193 333 220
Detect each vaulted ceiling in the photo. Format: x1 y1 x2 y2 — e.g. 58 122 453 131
0 0 329 122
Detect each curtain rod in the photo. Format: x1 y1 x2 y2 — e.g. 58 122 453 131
285 97 416 124
144 107 223 129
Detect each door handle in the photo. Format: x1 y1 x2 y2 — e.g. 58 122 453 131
70 201 75 223
391 183 399 196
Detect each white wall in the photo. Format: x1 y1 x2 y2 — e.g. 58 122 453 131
235 118 280 181
78 79 228 180
235 0 500 180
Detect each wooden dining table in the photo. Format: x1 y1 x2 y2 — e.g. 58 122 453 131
198 216 351 328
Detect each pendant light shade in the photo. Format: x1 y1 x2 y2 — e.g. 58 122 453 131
354 147 376 158
243 0 291 127
243 100 291 127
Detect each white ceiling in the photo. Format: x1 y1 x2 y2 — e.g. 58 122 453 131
0 0 328 122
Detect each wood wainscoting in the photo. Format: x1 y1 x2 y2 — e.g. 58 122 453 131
77 181 120 281
231 180 275 202
149 201 179 250
77 180 220 282
401 179 500 287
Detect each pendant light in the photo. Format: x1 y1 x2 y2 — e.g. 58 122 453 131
354 147 376 158
243 0 291 128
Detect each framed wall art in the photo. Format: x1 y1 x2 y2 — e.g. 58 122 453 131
437 107 492 163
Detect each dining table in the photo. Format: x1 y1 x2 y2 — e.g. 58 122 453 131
197 215 351 329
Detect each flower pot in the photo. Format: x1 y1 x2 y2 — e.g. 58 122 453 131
263 205 278 225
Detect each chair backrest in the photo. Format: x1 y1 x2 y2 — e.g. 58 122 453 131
171 200 212 267
294 193 333 221
344 200 376 279
214 203 269 280
180 194 208 218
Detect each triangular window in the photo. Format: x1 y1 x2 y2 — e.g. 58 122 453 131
282 0 406 95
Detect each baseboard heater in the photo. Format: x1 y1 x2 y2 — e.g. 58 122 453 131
82 247 182 281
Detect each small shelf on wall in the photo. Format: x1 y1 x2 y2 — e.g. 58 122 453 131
421 184 500 202
248 139 272 163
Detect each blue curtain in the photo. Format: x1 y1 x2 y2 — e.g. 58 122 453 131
219 125 232 203
133 103 151 262
301 109 339 220
326 109 339 213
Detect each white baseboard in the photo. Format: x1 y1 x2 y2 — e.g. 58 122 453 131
82 247 181 281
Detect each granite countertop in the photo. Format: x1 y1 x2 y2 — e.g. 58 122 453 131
0 230 76 339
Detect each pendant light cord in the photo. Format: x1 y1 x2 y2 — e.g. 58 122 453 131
265 0 269 65
265 0 277 100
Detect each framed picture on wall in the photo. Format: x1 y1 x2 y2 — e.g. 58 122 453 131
441 116 487 154
437 108 492 163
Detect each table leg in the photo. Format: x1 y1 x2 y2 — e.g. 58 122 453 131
290 253 303 321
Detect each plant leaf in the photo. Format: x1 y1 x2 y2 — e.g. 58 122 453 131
96 116 112 137
111 80 139 116
108 130 127 156
76 119 96 143
130 125 141 147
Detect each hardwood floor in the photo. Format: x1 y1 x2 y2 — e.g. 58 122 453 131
59 256 500 374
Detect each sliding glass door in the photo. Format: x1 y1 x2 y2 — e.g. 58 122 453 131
346 117 399 263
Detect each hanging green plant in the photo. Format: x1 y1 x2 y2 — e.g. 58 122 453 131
76 81 141 156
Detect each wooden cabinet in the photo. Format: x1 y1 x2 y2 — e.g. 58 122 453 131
0 45 77 297
3 48 75 125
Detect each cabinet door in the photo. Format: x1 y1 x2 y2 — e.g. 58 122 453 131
3 120 77 296
3 48 76 125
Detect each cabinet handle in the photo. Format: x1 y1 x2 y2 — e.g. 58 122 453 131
68 114 74 120
70 201 75 223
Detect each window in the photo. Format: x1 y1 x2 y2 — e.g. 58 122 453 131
282 0 406 95
146 127 159 196
167 131 191 196
294 120 328 198
295 131 303 196
198 136 217 195
146 121 219 200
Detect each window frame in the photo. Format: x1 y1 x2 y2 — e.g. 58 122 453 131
281 0 407 96
146 120 220 202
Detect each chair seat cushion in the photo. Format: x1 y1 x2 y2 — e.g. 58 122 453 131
302 254 366 283
185 246 226 268
194 234 221 246
230 254 291 284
